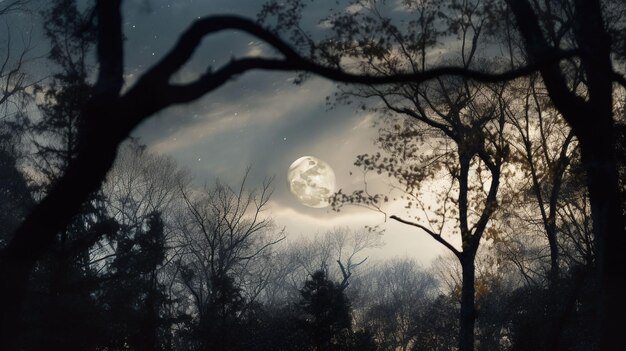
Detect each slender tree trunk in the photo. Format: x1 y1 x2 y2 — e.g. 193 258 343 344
546 227 559 283
566 2 625 347
574 1 624 342
459 253 476 351
546 219 561 351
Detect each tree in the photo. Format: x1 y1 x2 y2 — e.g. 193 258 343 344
502 2 626 346
355 258 437 351
504 76 577 283
298 270 353 351
101 139 188 241
96 140 189 350
261 227 380 307
98 212 172 351
7 3 117 348
331 56 508 351
31 0 95 184
0 0 35 248
172 172 284 349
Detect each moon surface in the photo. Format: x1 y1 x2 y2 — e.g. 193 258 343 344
287 156 336 208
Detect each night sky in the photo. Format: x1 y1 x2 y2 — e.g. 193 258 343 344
29 0 449 263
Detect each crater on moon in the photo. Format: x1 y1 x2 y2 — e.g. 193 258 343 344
287 156 336 208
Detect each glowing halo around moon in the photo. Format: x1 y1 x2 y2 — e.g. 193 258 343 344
287 156 336 208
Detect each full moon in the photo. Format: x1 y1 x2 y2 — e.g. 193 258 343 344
287 156 336 208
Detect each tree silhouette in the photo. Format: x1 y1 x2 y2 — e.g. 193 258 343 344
0 128 32 249
505 2 626 347
31 0 95 183
99 212 171 351
298 270 352 351
321 3 509 347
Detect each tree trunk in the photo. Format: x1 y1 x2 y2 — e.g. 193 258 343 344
459 254 476 351
577 128 626 350
0 124 121 349
0 258 33 350
564 1 626 347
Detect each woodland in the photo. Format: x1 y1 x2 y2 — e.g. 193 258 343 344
0 0 625 350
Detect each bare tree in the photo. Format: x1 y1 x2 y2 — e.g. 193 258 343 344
504 2 626 345
261 227 381 308
172 171 285 323
83 139 189 272
354 258 437 351
101 140 188 233
504 76 577 282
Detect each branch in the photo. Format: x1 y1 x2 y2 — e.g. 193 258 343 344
506 0 587 131
336 256 367 291
390 215 461 257
337 260 351 290
239 231 286 260
94 0 123 98
0 0 29 16
131 15 581 116
470 166 500 242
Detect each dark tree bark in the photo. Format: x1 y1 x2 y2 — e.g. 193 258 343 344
459 253 477 351
507 1 626 348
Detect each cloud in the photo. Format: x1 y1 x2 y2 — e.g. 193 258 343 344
148 76 337 154
268 199 447 264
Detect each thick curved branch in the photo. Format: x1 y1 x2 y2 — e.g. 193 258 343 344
140 15 581 105
506 0 587 131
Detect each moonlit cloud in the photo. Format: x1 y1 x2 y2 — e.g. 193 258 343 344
148 77 337 155
268 200 447 264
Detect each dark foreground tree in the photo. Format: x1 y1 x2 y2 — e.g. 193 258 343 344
505 2 626 347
